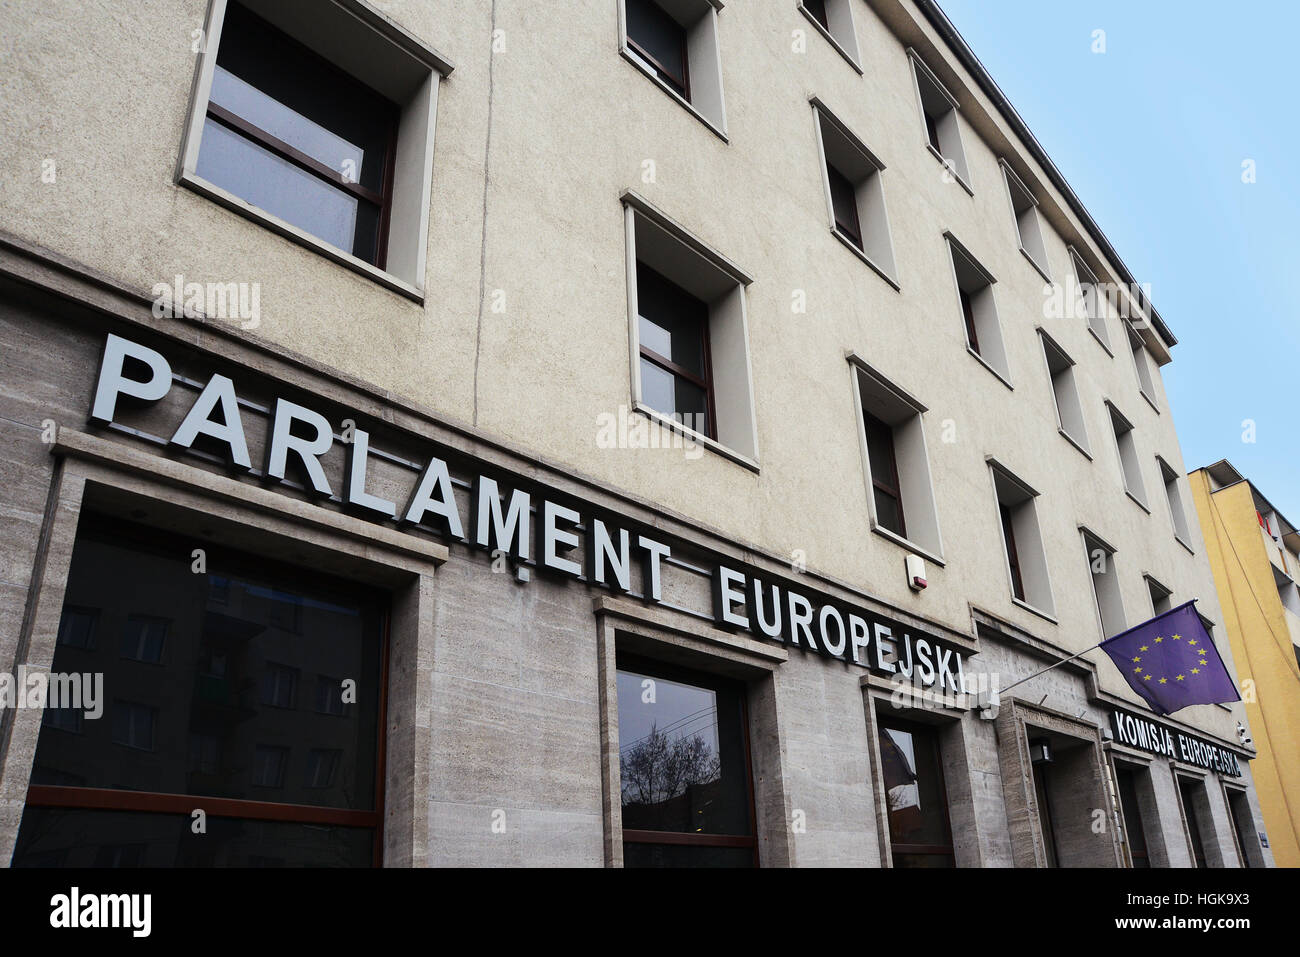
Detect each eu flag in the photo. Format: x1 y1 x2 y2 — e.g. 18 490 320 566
1100 601 1241 716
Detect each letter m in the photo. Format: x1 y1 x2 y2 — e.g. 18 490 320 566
102 894 130 928
206 282 240 319
472 476 531 561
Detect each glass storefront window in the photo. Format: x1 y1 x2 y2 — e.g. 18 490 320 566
616 655 756 866
13 514 386 867
878 718 955 867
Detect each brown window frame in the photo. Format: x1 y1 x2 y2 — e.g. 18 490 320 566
1000 502 1026 601
22 517 392 868
863 411 906 538
878 716 955 866
636 264 719 440
616 655 759 867
625 0 691 101
204 4 399 270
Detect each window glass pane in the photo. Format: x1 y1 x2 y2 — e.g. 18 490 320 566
864 416 896 491
209 66 365 177
616 665 750 836
120 615 167 663
873 488 905 537
213 2 393 193
636 265 708 379
640 357 708 430
26 516 383 813
12 808 372 867
197 117 373 256
626 0 688 93
827 165 861 243
57 608 97 649
879 722 953 859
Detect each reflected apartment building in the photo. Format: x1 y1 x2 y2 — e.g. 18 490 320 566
0 0 1272 866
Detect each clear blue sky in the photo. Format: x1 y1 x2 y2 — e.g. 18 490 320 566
937 0 1299 522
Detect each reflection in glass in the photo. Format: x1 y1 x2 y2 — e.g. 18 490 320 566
14 515 384 868
878 720 954 867
618 671 722 833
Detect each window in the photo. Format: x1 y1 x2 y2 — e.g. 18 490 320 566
616 656 757 867
194 3 396 268
305 749 343 789
1177 776 1211 867
1158 457 1193 547
812 100 897 284
315 675 347 716
252 744 289 788
878 718 954 867
1001 160 1051 280
624 193 759 463
261 663 299 710
1039 330 1090 456
1071 249 1111 353
120 615 168 664
625 0 689 98
947 235 1010 384
865 412 906 538
56 607 98 650
990 462 1054 614
621 0 726 136
14 515 387 868
799 0 863 72
1275 566 1300 617
42 705 84 735
1225 787 1258 868
852 359 943 557
636 263 716 439
179 0 453 296
112 701 158 752
188 733 220 776
1107 402 1148 508
1146 575 1172 615
1083 529 1125 639
1126 322 1159 410
908 50 971 191
1115 766 1151 868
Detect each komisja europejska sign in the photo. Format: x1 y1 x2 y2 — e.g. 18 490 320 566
1109 706 1243 776
87 332 970 692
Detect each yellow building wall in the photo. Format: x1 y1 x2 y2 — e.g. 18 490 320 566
1191 474 1300 867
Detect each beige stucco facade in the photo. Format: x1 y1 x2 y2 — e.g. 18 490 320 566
0 0 1269 866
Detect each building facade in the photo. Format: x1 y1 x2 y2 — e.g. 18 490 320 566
1189 461 1300 868
0 0 1271 866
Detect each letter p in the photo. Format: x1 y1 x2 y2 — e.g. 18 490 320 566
91 334 173 425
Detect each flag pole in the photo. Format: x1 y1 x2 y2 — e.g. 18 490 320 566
998 642 1104 695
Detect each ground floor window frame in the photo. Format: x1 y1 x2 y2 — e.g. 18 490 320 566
17 512 393 867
